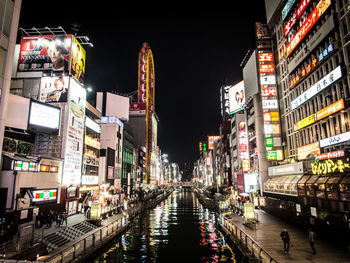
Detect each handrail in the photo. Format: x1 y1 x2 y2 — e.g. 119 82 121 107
221 216 278 263
37 190 172 263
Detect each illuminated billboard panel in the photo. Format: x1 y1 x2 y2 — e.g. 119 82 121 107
28 101 61 135
208 136 220 150
18 34 71 72
39 76 69 103
284 0 312 36
228 81 245 114
70 35 86 83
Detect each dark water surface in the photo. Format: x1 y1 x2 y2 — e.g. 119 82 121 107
91 189 244 263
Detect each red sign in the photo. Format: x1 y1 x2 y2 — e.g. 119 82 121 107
284 0 312 36
259 64 275 73
316 150 345 161
286 0 331 57
258 53 273 62
261 87 277 97
129 103 146 111
208 136 220 150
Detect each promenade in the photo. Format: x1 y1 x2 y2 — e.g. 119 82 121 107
224 208 350 263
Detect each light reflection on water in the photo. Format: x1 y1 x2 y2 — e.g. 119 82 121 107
92 189 238 263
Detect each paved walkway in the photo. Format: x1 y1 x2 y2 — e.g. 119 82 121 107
226 208 350 263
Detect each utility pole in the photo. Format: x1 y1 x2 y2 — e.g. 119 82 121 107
0 0 22 162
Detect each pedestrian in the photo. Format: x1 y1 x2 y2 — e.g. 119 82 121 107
56 213 61 227
62 212 68 226
308 228 317 254
280 228 290 254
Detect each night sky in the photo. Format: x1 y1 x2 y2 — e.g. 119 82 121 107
17 1 267 170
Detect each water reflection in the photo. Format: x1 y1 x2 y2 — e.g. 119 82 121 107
92 189 237 263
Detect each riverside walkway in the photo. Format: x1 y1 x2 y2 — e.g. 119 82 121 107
223 208 350 263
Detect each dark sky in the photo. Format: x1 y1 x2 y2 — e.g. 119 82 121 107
18 2 267 170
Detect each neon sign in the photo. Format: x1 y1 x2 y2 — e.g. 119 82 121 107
258 53 273 62
259 64 275 73
286 0 331 57
284 0 312 36
297 142 320 160
311 159 350 175
316 150 345 160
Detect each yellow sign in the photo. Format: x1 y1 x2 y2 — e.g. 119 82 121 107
244 203 255 220
85 136 100 149
70 35 86 83
311 159 350 175
294 114 316 131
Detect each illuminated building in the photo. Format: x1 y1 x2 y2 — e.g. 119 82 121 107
263 0 350 239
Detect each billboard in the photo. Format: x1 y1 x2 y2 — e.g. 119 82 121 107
70 35 86 83
228 81 245 114
39 76 69 103
297 142 320 160
18 34 71 72
28 100 61 135
220 85 230 119
62 78 86 186
208 136 220 150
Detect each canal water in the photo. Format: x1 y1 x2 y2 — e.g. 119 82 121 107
90 188 247 263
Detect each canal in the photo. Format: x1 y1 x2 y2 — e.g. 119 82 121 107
90 188 247 263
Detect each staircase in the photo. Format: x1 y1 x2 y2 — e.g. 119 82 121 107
43 221 98 252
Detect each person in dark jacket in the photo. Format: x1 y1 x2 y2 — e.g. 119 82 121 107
308 228 317 254
280 228 290 254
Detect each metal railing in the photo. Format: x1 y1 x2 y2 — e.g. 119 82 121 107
37 216 127 263
221 216 278 263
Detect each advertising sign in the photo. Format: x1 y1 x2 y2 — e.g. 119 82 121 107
262 99 279 109
319 131 350 148
282 0 296 21
220 85 230 119
85 117 101 133
39 76 69 103
18 34 71 72
311 159 350 175
316 150 345 160
291 66 342 110
262 87 277 97
32 189 57 202
297 142 320 160
260 75 276 85
286 0 331 57
266 150 283 161
259 64 275 73
244 203 255 220
263 112 279 122
228 81 245 114
258 53 273 62
316 98 344 120
28 101 61 135
70 35 86 83
294 114 316 131
208 136 220 150
62 78 86 186
81 175 98 185
238 122 249 168
284 0 312 36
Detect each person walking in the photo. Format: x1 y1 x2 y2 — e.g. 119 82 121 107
280 228 290 254
308 228 317 254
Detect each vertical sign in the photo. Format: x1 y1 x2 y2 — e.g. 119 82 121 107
256 23 283 161
238 122 250 172
62 77 86 186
